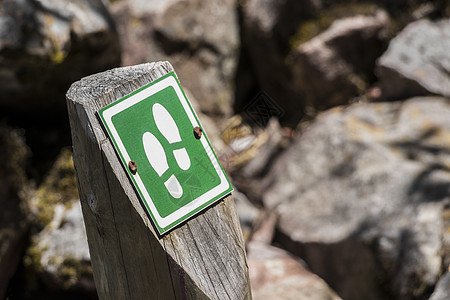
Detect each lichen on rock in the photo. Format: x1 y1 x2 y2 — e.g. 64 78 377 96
26 148 93 292
30 148 79 229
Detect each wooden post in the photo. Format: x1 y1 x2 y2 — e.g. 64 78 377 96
66 62 252 299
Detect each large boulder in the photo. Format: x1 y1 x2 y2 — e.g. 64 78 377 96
0 125 31 299
238 1 394 126
377 18 450 100
247 210 341 300
26 148 94 293
27 201 93 292
0 0 120 123
111 0 239 116
290 10 389 109
429 272 450 300
263 96 450 300
0 0 120 178
248 242 342 300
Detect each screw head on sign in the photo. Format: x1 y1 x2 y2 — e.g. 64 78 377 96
193 126 203 139
128 160 137 175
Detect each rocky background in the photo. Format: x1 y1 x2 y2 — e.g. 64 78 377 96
1 0 450 299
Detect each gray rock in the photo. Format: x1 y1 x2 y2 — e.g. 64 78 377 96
242 0 321 45
0 125 31 299
263 96 450 300
111 0 239 116
241 118 284 179
0 0 120 122
377 18 450 100
228 117 289 206
27 148 94 292
233 188 260 241
248 241 342 300
290 10 389 109
429 272 450 300
237 0 322 125
217 115 263 172
29 148 79 229
247 202 340 300
250 210 278 245
31 201 94 291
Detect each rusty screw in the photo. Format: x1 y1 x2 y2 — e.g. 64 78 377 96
128 160 137 175
193 126 203 139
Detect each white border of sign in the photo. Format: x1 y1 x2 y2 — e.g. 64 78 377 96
101 75 230 229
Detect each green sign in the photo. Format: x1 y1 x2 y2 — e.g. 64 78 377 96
98 72 233 235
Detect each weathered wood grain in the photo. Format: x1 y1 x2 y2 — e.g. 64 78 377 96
66 62 251 299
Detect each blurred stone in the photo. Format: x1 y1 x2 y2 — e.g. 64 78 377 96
218 114 291 180
377 18 450 100
0 125 31 299
248 241 342 300
26 148 94 292
219 115 262 172
237 0 322 126
28 201 93 292
263 97 450 300
111 0 239 116
249 211 277 244
429 272 450 300
0 0 120 124
443 202 450 271
242 0 320 42
240 118 284 178
30 148 79 229
233 188 260 242
290 10 389 109
244 203 342 300
226 117 291 204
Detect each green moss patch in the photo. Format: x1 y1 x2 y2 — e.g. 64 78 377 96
32 148 79 229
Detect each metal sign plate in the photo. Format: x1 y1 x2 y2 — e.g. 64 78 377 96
98 72 232 235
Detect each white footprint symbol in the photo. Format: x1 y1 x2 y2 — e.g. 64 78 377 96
142 103 191 199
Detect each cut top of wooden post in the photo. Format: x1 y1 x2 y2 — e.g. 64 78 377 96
66 62 251 299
